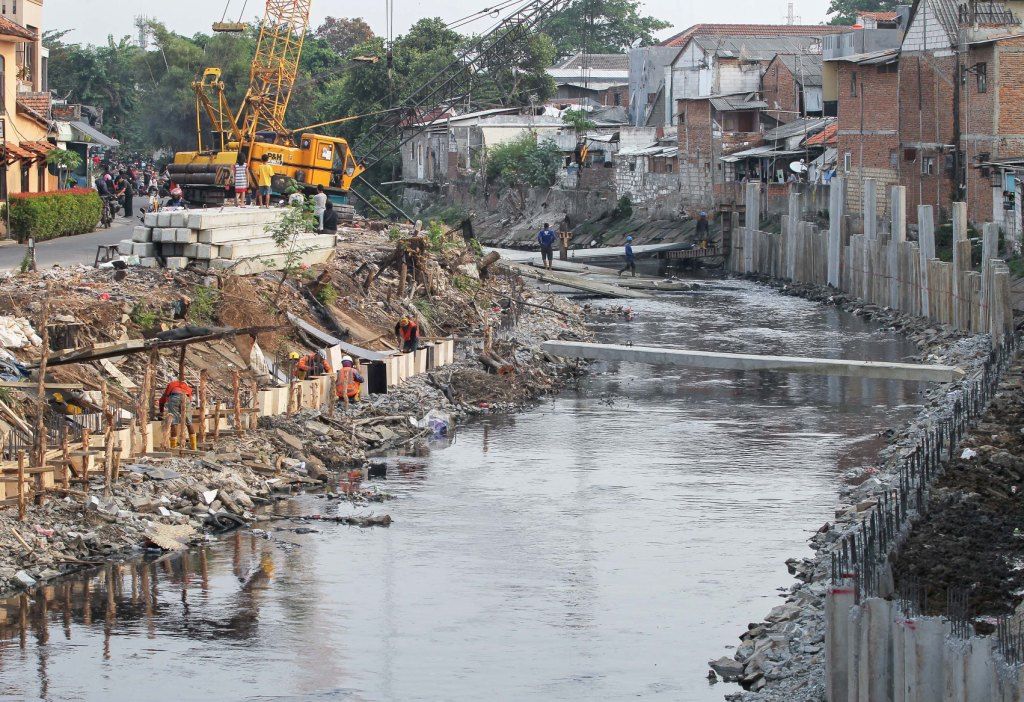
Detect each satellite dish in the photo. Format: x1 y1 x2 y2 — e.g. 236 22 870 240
790 160 808 174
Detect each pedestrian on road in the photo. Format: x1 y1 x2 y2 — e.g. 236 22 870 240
537 222 556 270
233 154 249 207
618 236 636 277
120 170 136 218
255 154 275 208
313 185 328 230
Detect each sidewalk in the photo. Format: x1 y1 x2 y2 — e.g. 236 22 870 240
0 197 146 272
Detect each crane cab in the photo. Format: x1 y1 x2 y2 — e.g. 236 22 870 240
251 134 364 196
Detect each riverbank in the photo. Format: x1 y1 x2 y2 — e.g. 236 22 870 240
0 227 590 597
716 275 996 701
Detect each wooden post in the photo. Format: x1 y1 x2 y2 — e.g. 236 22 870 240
61 428 70 489
33 292 51 471
139 353 152 455
16 450 26 521
213 402 223 442
178 347 187 381
286 360 295 415
103 412 114 497
232 372 242 434
329 371 338 418
198 370 208 446
250 379 258 430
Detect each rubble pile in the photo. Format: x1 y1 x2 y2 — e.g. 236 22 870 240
719 274 999 702
0 218 591 597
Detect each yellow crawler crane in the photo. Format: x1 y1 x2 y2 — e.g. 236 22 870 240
171 0 364 205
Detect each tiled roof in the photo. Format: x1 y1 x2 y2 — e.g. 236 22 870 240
0 17 35 41
17 92 50 120
857 11 899 21
803 122 838 146
557 53 629 71
661 23 851 47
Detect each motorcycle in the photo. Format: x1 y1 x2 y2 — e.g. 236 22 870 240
99 195 121 228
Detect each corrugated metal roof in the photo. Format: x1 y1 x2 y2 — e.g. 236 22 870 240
824 48 899 64
710 95 769 111
68 121 120 148
556 53 629 71
693 34 826 61
660 23 850 48
775 54 824 86
762 117 834 142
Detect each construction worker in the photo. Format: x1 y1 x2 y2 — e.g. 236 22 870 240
618 236 637 277
336 355 365 404
537 222 557 269
395 316 420 352
159 378 195 450
293 350 332 380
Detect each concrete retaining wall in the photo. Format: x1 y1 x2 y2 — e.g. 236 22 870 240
826 594 1023 702
730 179 1013 341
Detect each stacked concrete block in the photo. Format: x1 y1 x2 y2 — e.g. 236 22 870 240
128 207 337 273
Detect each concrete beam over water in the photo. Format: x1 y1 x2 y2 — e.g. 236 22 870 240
541 341 964 383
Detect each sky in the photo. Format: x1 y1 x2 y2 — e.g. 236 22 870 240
45 0 835 46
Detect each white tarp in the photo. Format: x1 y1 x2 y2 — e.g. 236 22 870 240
0 317 41 349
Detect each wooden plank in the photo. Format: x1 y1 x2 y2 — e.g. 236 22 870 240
508 263 651 300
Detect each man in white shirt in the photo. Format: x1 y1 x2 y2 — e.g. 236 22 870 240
313 185 328 231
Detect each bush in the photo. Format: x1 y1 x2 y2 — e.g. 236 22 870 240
5 188 102 242
613 195 633 220
486 132 562 188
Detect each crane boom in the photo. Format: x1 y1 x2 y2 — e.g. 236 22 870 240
238 0 312 141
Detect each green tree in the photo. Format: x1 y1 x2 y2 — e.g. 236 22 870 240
486 133 562 188
45 148 83 188
827 0 900 25
542 0 671 59
314 16 374 55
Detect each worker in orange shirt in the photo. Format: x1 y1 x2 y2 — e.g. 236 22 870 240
292 350 332 380
394 316 420 352
159 378 195 450
335 355 365 405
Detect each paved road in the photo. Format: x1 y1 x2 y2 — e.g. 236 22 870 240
0 197 146 272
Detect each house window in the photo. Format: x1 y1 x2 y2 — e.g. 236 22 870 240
976 62 988 93
20 163 29 192
890 150 899 169
37 162 45 192
921 156 936 175
850 72 858 96
843 152 852 173
614 92 622 107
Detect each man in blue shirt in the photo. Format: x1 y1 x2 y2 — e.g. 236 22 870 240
537 223 557 269
618 235 636 277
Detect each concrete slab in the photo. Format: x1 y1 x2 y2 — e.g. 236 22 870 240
541 341 964 383
508 262 650 299
219 233 336 260
132 226 152 243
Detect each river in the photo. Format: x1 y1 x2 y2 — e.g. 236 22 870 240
0 280 923 701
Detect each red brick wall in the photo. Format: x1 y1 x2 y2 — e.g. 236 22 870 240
677 99 715 206
835 61 900 215
898 53 956 223
763 59 799 124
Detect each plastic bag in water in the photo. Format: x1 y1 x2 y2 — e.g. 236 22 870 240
412 409 452 436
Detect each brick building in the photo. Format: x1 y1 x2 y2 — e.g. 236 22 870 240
828 49 901 214
897 0 1024 226
762 53 824 123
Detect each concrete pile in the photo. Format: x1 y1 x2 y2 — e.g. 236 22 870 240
119 207 337 273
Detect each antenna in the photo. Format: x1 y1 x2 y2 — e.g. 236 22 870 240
134 15 151 49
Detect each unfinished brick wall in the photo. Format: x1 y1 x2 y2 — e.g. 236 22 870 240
677 99 715 208
763 58 800 124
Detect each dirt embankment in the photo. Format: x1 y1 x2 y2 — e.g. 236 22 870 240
0 224 590 596
893 360 1024 620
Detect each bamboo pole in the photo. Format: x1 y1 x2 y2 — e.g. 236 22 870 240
249 379 258 430
198 370 208 446
17 450 25 521
139 353 152 454
232 372 242 435
33 292 51 471
213 402 223 442
61 428 70 489
103 412 114 497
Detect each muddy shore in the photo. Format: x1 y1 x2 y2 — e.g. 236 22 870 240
715 275 998 701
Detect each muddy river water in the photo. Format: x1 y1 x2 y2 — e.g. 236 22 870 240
0 280 925 701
